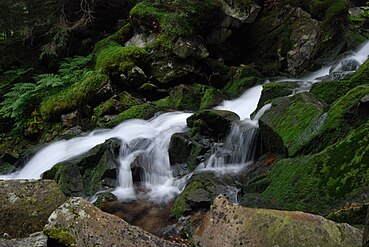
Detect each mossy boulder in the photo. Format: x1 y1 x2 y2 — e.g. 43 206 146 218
40 71 111 121
223 76 261 98
0 179 67 238
168 133 209 173
259 92 324 156
194 195 362 247
187 109 240 140
160 84 226 111
247 118 369 216
43 138 121 196
171 172 238 219
257 81 298 110
303 85 369 154
104 103 164 128
310 80 354 105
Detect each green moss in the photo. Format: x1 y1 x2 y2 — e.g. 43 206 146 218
93 23 133 56
223 77 260 98
40 71 109 120
95 45 149 75
0 162 14 174
257 81 297 110
260 93 323 156
171 175 214 219
310 0 349 26
310 80 354 105
130 1 219 50
349 59 369 85
200 87 226 109
44 227 77 246
104 103 163 127
259 119 369 215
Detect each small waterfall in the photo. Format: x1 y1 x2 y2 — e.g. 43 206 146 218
1 112 192 202
276 40 369 92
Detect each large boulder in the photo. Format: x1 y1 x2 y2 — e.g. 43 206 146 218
187 109 240 140
44 197 185 247
194 195 362 247
259 92 324 156
43 138 121 196
0 179 67 238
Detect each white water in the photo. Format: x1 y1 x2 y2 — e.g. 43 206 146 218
277 40 369 92
215 85 263 120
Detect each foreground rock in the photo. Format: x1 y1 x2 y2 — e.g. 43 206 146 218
194 196 362 247
0 179 67 238
44 197 185 247
0 232 47 247
364 208 369 247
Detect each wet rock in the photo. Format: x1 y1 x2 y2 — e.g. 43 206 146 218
43 138 121 196
125 32 157 47
93 192 118 209
220 0 261 23
44 197 185 247
173 37 209 59
150 58 196 84
0 232 47 247
364 207 369 247
61 111 81 127
194 195 363 247
187 109 240 140
0 180 67 238
287 8 321 75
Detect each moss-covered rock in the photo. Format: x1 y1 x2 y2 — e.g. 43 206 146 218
310 80 353 105
247 118 369 216
104 103 164 128
43 138 121 196
257 81 298 110
0 179 67 238
171 173 218 219
259 92 324 156
223 76 261 98
40 71 111 120
303 85 369 154
187 109 240 140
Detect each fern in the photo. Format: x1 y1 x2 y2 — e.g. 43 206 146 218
0 56 92 131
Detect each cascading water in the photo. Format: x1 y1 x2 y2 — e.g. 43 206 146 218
2 40 369 204
277 40 369 92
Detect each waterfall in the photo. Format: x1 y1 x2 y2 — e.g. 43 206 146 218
276 40 369 92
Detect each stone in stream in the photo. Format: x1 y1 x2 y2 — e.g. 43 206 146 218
193 195 363 247
44 197 185 247
0 179 67 238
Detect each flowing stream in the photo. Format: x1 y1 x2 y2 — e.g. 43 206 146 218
2 40 369 202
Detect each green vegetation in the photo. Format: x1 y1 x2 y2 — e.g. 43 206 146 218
0 56 92 129
310 0 349 26
258 118 369 214
44 227 77 246
95 45 149 76
171 175 214 219
130 0 220 49
310 80 353 105
40 70 109 120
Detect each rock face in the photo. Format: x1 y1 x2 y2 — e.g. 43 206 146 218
0 179 67 238
43 138 121 196
44 197 185 247
194 196 363 247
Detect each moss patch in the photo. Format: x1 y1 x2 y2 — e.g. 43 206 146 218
44 227 77 247
40 71 109 120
